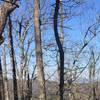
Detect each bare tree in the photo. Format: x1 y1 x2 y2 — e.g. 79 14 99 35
0 0 19 44
88 49 99 100
0 58 5 100
54 0 64 100
2 42 9 100
8 16 18 100
34 0 46 99
16 17 33 100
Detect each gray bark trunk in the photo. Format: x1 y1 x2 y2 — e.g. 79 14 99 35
8 16 18 100
19 40 24 100
2 43 9 100
0 0 18 44
0 58 5 100
34 0 46 100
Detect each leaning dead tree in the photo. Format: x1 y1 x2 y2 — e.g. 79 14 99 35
0 0 18 44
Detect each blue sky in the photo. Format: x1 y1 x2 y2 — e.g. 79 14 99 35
1 0 100 81
14 0 100 80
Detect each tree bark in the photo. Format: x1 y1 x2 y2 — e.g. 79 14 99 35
19 39 24 100
0 0 18 44
0 58 5 100
34 0 46 100
54 0 64 100
8 16 18 100
2 43 9 100
24 67 30 100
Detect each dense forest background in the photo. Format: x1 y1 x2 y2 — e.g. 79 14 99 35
0 0 100 100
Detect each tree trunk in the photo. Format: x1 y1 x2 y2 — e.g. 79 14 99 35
8 16 18 100
19 40 24 100
2 43 9 100
24 67 30 100
54 0 64 100
0 58 5 100
0 0 17 44
34 0 46 100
